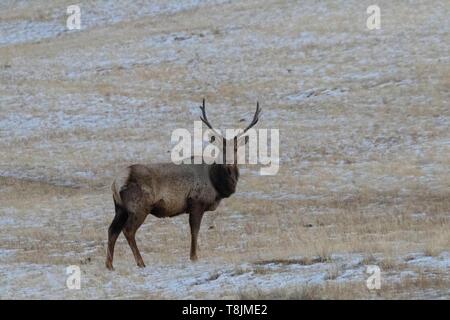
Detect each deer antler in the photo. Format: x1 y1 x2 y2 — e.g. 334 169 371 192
237 102 262 138
199 98 222 137
200 99 262 139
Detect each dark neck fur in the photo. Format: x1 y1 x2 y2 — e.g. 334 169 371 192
209 164 239 199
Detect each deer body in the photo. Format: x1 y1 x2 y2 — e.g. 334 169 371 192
112 161 235 219
105 100 260 270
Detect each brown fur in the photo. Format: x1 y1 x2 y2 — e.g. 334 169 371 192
105 100 261 270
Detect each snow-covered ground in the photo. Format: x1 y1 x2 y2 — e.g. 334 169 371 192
0 0 449 299
1 251 449 299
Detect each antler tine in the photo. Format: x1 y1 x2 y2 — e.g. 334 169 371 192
238 101 262 136
199 98 222 137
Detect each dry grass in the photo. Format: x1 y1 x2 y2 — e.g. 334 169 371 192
240 275 450 300
0 0 449 298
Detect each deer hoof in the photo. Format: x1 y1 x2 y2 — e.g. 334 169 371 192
190 255 198 262
105 261 115 271
137 261 146 268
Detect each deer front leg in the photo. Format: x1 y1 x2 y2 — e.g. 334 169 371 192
189 210 204 261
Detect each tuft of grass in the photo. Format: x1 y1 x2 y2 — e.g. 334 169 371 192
324 264 341 280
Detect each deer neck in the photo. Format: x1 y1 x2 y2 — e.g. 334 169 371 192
209 163 239 199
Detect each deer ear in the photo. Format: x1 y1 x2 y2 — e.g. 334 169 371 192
237 135 249 146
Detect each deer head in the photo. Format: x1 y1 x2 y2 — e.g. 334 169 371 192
199 98 262 165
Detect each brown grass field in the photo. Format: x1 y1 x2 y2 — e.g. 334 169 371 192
0 0 449 299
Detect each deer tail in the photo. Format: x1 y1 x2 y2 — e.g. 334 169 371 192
111 180 123 206
111 167 132 207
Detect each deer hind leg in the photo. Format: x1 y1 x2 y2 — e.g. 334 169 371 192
123 210 147 268
106 201 129 271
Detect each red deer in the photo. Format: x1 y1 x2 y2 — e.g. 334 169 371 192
106 99 261 270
